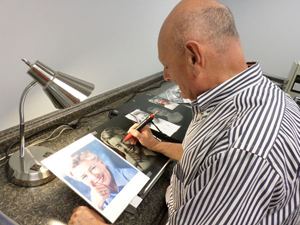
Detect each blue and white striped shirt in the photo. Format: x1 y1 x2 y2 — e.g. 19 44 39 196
167 63 300 224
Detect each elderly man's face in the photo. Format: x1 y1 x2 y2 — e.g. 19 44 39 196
158 23 197 100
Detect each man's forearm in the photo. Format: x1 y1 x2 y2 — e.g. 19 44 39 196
152 142 183 161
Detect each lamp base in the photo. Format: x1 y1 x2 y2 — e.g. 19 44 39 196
5 146 56 187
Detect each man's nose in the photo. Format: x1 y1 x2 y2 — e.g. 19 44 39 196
163 68 171 81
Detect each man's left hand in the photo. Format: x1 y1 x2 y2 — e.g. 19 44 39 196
68 206 110 225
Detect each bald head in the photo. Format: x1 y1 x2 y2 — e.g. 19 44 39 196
159 0 240 54
158 0 247 99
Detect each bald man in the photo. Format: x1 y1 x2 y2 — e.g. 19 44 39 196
69 0 300 224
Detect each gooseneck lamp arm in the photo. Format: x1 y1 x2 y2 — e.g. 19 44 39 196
19 80 37 158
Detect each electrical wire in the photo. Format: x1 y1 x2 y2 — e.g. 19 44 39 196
0 124 74 168
0 155 8 168
125 80 166 103
74 108 116 129
26 125 73 148
4 122 70 158
1 80 167 167
74 80 167 128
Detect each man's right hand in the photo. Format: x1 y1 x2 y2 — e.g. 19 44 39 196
127 124 160 151
127 124 183 161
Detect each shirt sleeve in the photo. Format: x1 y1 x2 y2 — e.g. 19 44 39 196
167 148 283 225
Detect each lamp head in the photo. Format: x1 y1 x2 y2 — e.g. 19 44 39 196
22 58 95 109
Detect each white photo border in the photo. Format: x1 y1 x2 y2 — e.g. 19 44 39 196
42 134 150 223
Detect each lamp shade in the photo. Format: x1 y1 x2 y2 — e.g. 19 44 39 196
26 60 95 109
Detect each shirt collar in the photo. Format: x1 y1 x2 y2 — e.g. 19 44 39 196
191 62 263 116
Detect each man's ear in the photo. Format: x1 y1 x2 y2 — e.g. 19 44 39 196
185 41 203 74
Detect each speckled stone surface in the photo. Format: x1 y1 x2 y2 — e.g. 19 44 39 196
0 74 179 225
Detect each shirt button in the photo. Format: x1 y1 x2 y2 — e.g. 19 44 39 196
196 112 202 120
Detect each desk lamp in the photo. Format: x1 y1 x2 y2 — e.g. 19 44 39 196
5 59 95 187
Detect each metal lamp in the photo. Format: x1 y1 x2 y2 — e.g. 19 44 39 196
5 59 95 187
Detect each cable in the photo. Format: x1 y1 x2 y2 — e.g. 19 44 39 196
0 124 74 168
2 80 167 166
126 80 166 103
150 121 163 134
26 125 73 147
74 108 116 129
71 80 167 128
0 155 8 168
5 122 69 159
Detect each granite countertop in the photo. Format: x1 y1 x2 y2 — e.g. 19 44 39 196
0 77 179 225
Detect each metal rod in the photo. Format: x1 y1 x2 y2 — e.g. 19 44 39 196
19 80 37 158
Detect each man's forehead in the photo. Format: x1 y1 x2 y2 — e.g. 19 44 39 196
158 28 172 60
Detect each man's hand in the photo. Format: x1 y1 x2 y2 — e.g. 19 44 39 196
127 124 160 150
127 124 183 161
68 206 110 225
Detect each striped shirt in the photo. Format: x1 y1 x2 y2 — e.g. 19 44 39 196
167 62 300 225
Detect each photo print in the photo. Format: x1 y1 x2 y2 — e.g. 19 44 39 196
42 134 149 223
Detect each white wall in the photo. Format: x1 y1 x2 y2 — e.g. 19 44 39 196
1 0 299 131
0 0 180 131
219 0 300 79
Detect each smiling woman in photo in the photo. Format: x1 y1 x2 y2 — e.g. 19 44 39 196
68 151 137 210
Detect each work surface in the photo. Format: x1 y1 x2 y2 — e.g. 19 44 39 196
0 79 180 225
